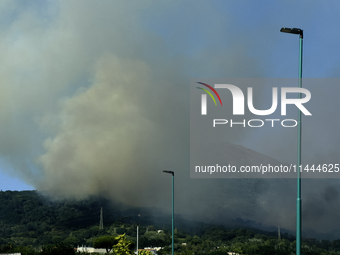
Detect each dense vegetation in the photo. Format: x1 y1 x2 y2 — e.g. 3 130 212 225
1 190 340 255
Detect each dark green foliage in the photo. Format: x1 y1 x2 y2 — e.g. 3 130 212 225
1 191 340 255
0 242 38 255
41 242 75 255
93 235 117 253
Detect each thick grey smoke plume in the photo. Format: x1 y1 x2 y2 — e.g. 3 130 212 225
1 1 340 236
38 54 185 203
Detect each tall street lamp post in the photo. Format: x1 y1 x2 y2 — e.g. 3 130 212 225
137 224 139 255
163 170 174 255
280 27 303 255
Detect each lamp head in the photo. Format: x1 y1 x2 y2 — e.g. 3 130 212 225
280 27 303 38
163 170 174 176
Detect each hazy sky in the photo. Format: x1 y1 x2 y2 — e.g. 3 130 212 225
1 0 340 236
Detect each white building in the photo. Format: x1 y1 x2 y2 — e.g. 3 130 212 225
76 246 108 254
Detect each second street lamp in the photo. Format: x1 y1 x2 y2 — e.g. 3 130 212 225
136 224 139 255
163 170 174 255
280 26 303 255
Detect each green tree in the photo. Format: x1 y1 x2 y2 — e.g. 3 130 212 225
139 250 153 255
113 234 134 255
52 236 63 244
41 242 75 255
94 235 117 253
0 242 14 253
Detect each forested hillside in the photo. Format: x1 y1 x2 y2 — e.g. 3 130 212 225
0 190 164 246
1 190 340 255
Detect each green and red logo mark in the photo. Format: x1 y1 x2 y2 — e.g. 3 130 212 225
196 82 222 115
196 82 223 106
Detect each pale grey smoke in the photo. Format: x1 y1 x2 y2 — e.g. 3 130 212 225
0 0 339 237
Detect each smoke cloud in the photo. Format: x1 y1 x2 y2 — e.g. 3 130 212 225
0 0 340 237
